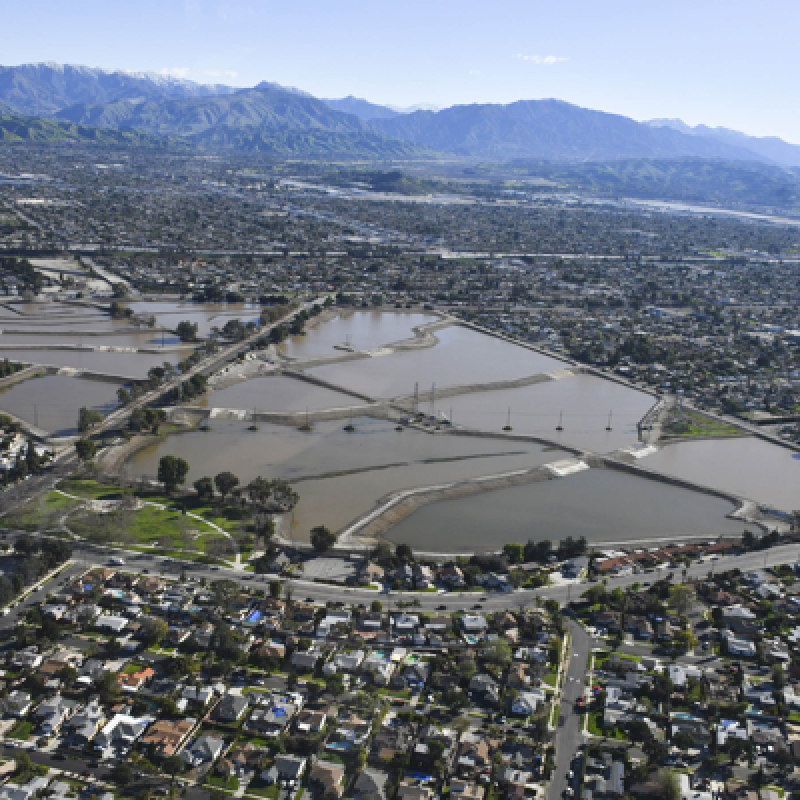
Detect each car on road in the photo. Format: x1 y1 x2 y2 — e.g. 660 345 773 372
436 604 447 610
52 754 66 761
472 604 482 609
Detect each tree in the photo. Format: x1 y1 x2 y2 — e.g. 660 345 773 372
110 764 134 786
484 638 512 666
503 543 524 564
672 630 697 653
771 664 786 690
670 586 694 616
457 659 477 680
194 476 214 499
75 438 97 462
158 455 189 493
310 525 337 552
269 580 282 599
395 543 413 562
176 320 198 342
658 770 681 800
78 406 104 433
214 471 239 500
325 673 345 698
371 600 382 612
671 732 695 752
140 616 168 646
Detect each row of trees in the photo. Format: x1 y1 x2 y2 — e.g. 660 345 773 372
503 536 588 564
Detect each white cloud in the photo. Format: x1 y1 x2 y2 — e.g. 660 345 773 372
160 66 191 78
514 54 568 65
205 70 239 78
469 69 481 75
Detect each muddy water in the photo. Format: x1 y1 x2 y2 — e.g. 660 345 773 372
279 310 437 360
642 437 800 512
0 374 120 435
126 417 570 539
201 376 364 412
435 374 654 453
0 348 187 378
0 331 185 348
308 327 567 399
123 301 261 337
386 467 746 552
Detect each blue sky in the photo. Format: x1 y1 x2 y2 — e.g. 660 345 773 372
5 0 799 142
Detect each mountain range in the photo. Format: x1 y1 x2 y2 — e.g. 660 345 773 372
0 62 799 167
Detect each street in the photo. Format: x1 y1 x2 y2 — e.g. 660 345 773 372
547 620 590 800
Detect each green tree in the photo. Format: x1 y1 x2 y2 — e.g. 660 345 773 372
158 455 189 493
176 320 198 342
658 770 681 800
503 542 524 564
310 525 337 552
78 406 104 433
214 471 239 500
269 580 282 599
395 543 413 562
484 638 512 666
140 616 168 646
194 476 214 499
110 764 134 786
75 438 97 462
670 586 694 616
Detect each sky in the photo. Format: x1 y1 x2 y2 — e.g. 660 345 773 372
4 0 800 142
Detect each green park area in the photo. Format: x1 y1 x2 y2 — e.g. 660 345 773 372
662 409 741 439
1 478 255 562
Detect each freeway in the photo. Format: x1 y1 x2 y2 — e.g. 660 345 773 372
4 534 798 612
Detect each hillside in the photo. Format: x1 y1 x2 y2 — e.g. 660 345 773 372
0 62 235 117
0 113 179 147
323 96 402 121
509 158 800 210
373 99 766 162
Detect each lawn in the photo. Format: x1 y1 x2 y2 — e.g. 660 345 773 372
245 780 280 799
542 668 559 688
7 720 33 740
206 774 239 790
376 687 411 698
663 410 741 439
1 492 83 531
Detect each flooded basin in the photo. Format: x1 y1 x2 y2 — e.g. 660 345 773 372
385 467 746 552
0 348 190 379
279 310 437 360
641 437 800 512
0 331 185 348
0 374 120 436
202 376 365 412
127 416 562 484
308 326 566 399
123 301 261 337
435 374 654 452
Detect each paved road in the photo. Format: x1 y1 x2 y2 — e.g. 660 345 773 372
2 534 799 613
548 620 589 800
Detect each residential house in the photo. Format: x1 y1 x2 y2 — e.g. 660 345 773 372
460 615 488 634
413 565 435 590
371 726 412 762
4 691 32 717
33 696 78 734
94 714 155 750
309 762 345 798
335 714 372 745
626 617 653 640
294 710 326 734
212 694 250 723
65 699 105 744
353 769 389 800
450 780 485 800
140 718 195 756
440 564 466 588
183 734 224 767
290 648 322 671
359 563 385 586
273 754 307 782
117 667 154 693
510 690 546 716
247 700 299 737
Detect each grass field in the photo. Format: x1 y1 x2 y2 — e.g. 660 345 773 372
7 720 33 740
662 410 741 439
1 492 83 531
